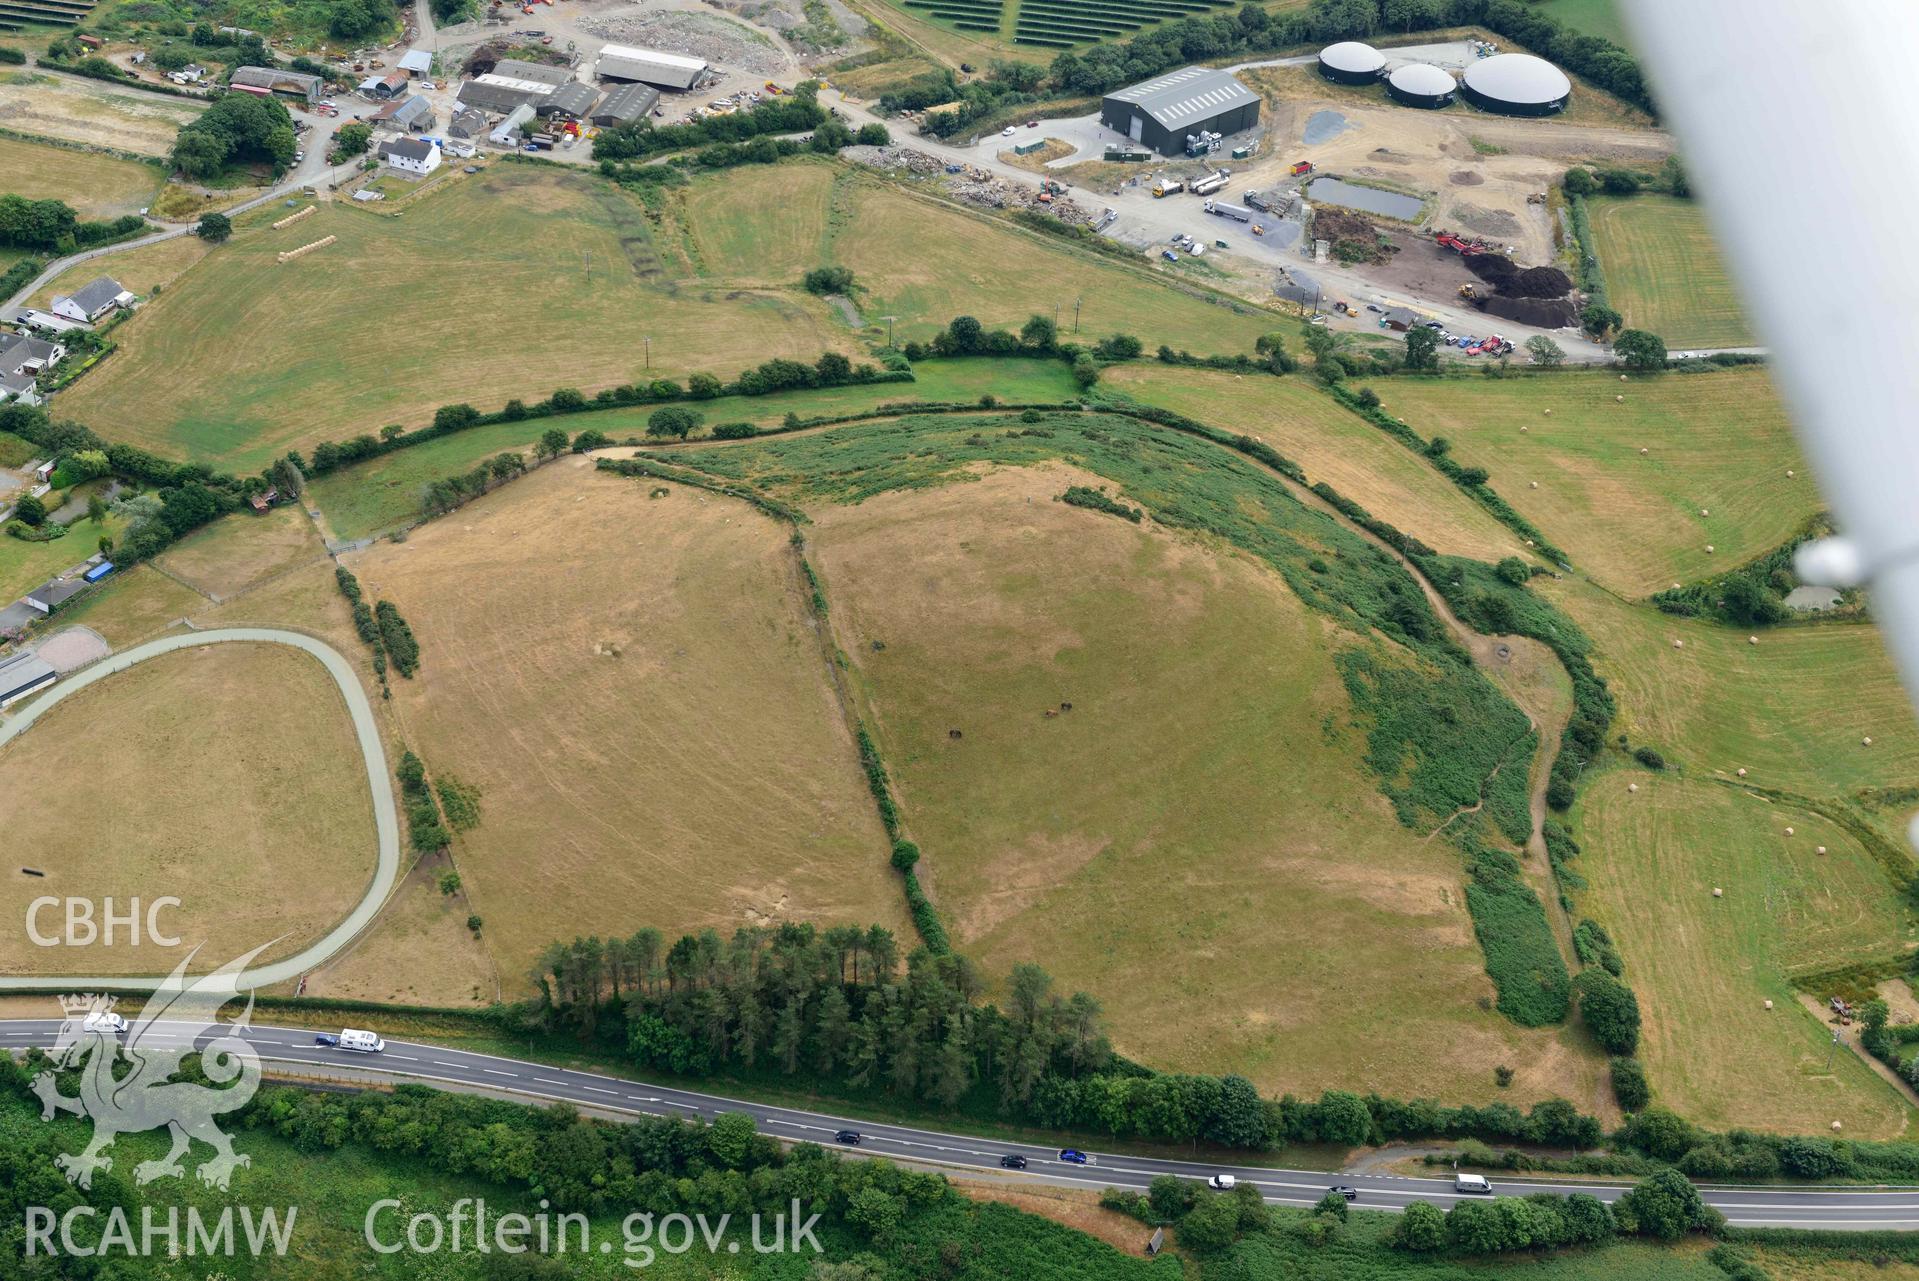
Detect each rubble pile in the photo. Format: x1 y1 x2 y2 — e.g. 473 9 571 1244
580 11 787 76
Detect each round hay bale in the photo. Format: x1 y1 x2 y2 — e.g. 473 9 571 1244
1544 408 1552 416
1737 768 1748 777
1785 827 1795 836
1615 394 1624 402
1640 447 1649 455
1787 469 1796 477
1525 539 1535 547
1620 374 1628 381
1765 999 1774 1010
1520 424 1529 432
1530 481 1538 489
1749 636 1759 645
1706 544 1715 553
1701 508 1710 516
1833 1121 1843 1132
1673 639 1684 649
1817 845 1827 855
1713 887 1723 897
1628 783 1638 793
1864 736 1874 746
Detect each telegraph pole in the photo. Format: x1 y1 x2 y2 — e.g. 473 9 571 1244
644 336 651 370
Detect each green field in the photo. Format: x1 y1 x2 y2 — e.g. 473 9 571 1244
1589 195 1753 349
1369 368 1812 597
0 134 164 218
654 409 1606 1109
1533 0 1632 45
307 357 1080 541
681 159 836 282
1574 769 1915 1138
825 179 1278 348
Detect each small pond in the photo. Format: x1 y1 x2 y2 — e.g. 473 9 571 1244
1307 176 1423 221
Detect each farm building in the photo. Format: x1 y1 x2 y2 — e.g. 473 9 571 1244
1461 53 1571 115
24 579 85 615
373 95 435 132
1318 41 1385 84
50 276 132 325
591 81 659 125
488 103 537 145
595 44 707 90
1387 62 1456 108
1099 66 1260 158
1382 307 1421 331
0 650 56 708
377 137 442 176
359 71 409 99
538 81 600 119
493 59 575 88
230 65 323 102
447 107 489 139
398 48 432 76
457 73 555 114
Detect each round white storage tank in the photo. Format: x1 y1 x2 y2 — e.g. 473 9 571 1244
1318 41 1386 85
1461 52 1572 115
1386 62 1457 108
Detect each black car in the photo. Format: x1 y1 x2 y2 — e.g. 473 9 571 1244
834 1130 862 1145
999 1154 1028 1170
1328 1185 1358 1202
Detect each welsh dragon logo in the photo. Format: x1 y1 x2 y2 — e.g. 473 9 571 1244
32 945 269 1191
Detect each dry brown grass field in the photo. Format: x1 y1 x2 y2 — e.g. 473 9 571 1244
0 73 204 156
0 642 377 976
1372 368 1813 596
58 165 852 472
340 457 909 995
25 233 209 310
305 855 497 1007
51 565 206 648
1104 365 1528 564
809 461 1606 1109
152 506 326 601
0 135 165 217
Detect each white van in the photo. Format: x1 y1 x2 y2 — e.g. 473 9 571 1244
339 1028 386 1053
1453 1172 1493 1195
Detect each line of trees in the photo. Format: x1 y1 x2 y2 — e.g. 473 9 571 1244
0 194 144 254
294 351 908 481
593 84 828 162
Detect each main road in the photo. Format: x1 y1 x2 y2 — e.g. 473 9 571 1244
0 1018 1912 1228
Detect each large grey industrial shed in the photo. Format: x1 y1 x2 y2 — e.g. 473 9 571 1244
457 73 554 114
595 44 707 90
1099 66 1259 158
591 81 660 125
538 81 600 118
492 59 576 88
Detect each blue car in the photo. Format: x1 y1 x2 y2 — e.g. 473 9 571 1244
314 1033 340 1047
1057 1149 1089 1165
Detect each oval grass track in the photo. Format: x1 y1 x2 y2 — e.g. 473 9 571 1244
0 629 399 993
